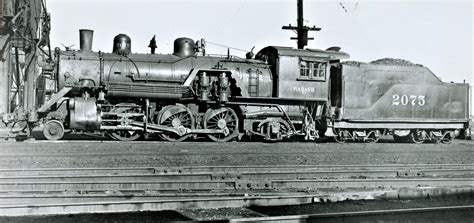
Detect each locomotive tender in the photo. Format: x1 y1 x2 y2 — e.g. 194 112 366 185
5 29 472 143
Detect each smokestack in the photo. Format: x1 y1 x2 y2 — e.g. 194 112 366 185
79 29 94 52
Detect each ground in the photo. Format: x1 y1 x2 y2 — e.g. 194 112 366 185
0 137 472 221
0 136 472 169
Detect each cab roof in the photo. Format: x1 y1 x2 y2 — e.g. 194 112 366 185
257 46 350 60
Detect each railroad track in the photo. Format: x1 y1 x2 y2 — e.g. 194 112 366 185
0 164 472 216
230 205 474 222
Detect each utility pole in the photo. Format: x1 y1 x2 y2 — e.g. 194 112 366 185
282 0 321 49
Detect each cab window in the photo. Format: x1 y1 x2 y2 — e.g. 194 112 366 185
300 61 310 77
298 60 326 81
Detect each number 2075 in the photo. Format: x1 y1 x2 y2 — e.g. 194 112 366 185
392 95 425 106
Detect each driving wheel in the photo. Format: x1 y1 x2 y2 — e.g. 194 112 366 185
157 105 195 142
203 107 239 142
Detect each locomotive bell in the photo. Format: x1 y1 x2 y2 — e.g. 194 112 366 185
173 37 195 57
112 34 132 55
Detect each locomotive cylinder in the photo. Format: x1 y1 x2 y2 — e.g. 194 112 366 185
69 97 101 130
79 29 94 52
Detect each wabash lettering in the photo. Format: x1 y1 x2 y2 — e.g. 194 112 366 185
293 86 315 95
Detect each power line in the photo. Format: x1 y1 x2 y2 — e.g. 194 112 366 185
207 41 250 53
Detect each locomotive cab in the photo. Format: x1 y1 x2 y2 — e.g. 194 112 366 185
256 46 349 101
252 46 350 140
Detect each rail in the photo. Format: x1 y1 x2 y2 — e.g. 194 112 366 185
230 205 474 222
0 164 472 216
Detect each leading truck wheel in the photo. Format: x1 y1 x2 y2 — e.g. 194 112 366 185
43 120 65 140
204 107 239 142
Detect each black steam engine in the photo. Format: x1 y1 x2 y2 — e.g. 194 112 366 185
3 29 472 143
32 29 345 142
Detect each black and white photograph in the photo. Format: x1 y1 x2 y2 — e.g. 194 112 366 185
0 0 472 222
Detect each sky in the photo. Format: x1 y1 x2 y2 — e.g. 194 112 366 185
46 0 473 86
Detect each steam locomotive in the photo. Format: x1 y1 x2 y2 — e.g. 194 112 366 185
5 29 472 143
